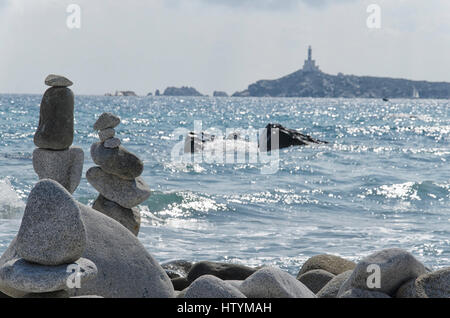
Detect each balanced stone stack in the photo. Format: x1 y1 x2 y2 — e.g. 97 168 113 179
0 180 97 298
86 113 150 236
33 74 84 194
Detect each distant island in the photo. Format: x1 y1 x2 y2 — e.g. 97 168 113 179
105 90 138 97
232 46 450 99
162 86 204 97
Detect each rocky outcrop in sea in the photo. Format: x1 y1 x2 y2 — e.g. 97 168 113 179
86 113 150 236
163 86 204 97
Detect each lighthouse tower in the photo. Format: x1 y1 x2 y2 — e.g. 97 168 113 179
302 46 321 73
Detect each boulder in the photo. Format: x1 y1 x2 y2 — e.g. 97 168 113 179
239 267 316 298
0 258 97 294
93 113 120 131
104 138 121 149
45 74 73 87
98 128 115 142
298 254 356 276
415 268 450 298
338 249 427 297
297 269 335 294
259 124 327 152
0 203 175 298
92 195 141 236
171 277 191 291
185 275 245 298
339 288 391 298
317 270 353 298
33 147 84 194
34 87 74 150
90 142 144 180
187 261 258 283
16 180 86 266
395 279 417 298
86 167 151 209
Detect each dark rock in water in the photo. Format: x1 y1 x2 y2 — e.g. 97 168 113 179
163 86 204 97
93 195 141 236
91 142 144 180
187 261 258 283
155 89 161 96
162 260 193 279
34 87 74 150
259 123 328 152
184 132 216 153
213 91 228 97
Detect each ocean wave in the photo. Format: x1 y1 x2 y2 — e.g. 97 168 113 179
0 178 25 219
360 181 449 202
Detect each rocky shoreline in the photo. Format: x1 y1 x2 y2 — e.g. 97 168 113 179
0 75 448 298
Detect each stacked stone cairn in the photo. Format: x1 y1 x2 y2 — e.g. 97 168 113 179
33 74 84 194
0 180 97 298
86 113 150 236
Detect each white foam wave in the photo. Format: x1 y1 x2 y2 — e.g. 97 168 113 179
0 178 25 219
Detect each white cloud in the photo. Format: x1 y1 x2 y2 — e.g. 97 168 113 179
0 0 449 95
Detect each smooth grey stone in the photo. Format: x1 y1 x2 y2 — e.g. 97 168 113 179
317 270 353 298
86 167 151 209
90 142 143 180
395 279 418 298
33 147 84 194
16 180 86 266
338 248 427 297
240 267 317 298
297 269 335 294
415 268 450 298
92 195 141 236
298 254 356 276
339 288 391 298
98 128 115 142
104 138 121 149
34 87 74 150
162 260 193 279
93 113 120 131
225 280 244 290
187 261 258 283
45 74 73 87
0 203 175 298
0 258 96 294
185 275 246 298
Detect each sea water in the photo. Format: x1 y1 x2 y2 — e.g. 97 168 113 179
0 95 448 273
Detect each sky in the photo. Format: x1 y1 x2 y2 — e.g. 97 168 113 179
0 0 449 95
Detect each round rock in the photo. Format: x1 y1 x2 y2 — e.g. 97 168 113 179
34 87 74 150
16 180 86 266
338 248 427 297
33 147 84 194
104 138 121 149
0 258 97 294
240 267 317 298
297 269 335 294
317 270 353 298
298 254 356 276
90 142 143 180
185 275 246 298
86 167 151 209
187 261 258 283
415 268 450 298
93 113 120 131
45 74 73 87
98 128 115 142
92 195 141 236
